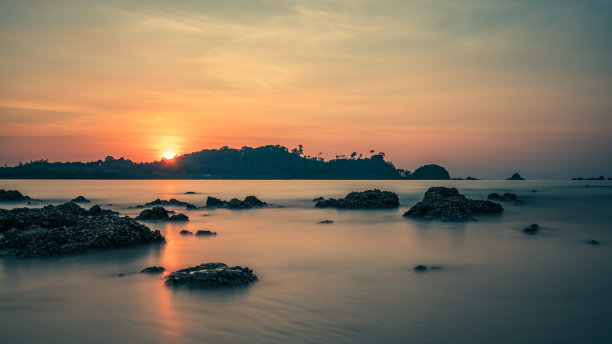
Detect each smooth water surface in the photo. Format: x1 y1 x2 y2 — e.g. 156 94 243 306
1 180 611 343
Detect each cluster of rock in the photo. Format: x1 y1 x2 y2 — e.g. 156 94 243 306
196 230 217 236
522 224 540 234
0 202 165 258
414 265 442 272
0 189 34 202
314 189 399 209
141 266 166 274
488 192 522 204
136 198 197 210
403 187 503 221
206 196 266 209
165 262 258 287
135 207 189 221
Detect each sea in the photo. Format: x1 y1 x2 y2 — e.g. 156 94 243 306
0 179 611 344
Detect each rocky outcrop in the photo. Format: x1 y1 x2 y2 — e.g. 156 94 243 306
0 202 164 258
403 187 503 221
0 189 33 202
488 193 522 203
141 266 166 273
195 230 217 236
165 263 257 288
205 196 267 209
312 197 325 202
522 224 540 234
136 198 197 210
507 173 525 180
314 189 399 209
405 164 450 180
136 207 189 221
70 196 90 203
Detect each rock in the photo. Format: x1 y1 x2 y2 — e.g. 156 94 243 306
185 191 197 194
312 197 325 202
318 220 334 224
0 189 32 202
404 187 503 221
169 214 189 222
136 207 172 220
587 240 601 245
180 230 193 235
522 224 540 234
206 195 267 209
465 176 479 180
165 263 257 288
487 192 521 203
315 189 399 209
531 190 538 192
70 196 90 203
414 265 428 272
141 266 166 274
405 164 451 180
0 202 164 258
136 198 197 210
195 230 217 236
507 173 525 180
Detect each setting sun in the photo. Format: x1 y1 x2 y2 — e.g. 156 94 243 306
162 152 176 160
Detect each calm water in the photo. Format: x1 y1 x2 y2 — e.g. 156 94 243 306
1 180 611 344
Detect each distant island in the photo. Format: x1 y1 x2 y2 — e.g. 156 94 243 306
0 145 453 180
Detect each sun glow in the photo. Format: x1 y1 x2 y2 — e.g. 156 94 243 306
162 152 176 160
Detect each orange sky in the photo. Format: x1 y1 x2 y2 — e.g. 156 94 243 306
1 1 611 178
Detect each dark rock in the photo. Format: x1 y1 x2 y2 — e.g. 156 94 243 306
507 173 525 180
315 189 399 209
195 230 217 236
0 202 164 258
405 164 451 180
312 197 325 202
531 190 538 192
169 214 189 222
165 263 257 288
136 207 171 220
465 176 479 180
136 198 197 209
318 220 334 224
0 189 32 202
522 224 540 234
141 266 166 273
206 195 267 209
70 196 90 203
185 191 197 194
404 187 503 221
487 192 521 203
180 230 193 235
414 265 428 272
587 240 600 245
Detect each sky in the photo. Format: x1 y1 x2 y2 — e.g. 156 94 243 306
1 0 611 178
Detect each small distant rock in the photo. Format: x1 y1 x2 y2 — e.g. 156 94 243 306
507 173 525 180
414 265 428 272
195 230 217 236
312 197 325 202
404 187 503 221
141 266 166 274
0 189 33 202
587 240 601 245
206 195 267 209
488 192 521 204
135 198 197 210
531 190 538 193
169 214 189 222
522 224 540 234
430 266 442 270
315 189 399 209
318 220 334 224
180 230 193 235
136 207 189 222
165 263 257 288
184 191 197 194
465 176 479 180
70 196 90 203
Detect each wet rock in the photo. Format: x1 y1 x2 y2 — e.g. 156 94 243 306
0 189 33 202
195 230 217 236
180 230 193 235
404 187 503 221
465 176 479 180
587 240 601 245
312 197 325 202
185 191 197 194
141 266 166 274
206 195 267 209
70 196 90 203
405 164 450 180
165 262 257 288
522 224 540 234
315 189 399 209
136 207 172 220
0 202 164 258
318 220 334 224
507 173 525 180
414 265 428 272
488 192 521 203
136 198 197 210
169 214 189 222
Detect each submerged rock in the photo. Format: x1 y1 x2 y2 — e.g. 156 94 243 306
318 220 334 224
184 191 197 194
507 173 525 180
205 195 267 209
488 192 522 204
414 265 428 272
195 230 217 236
165 263 257 288
315 189 399 209
0 189 33 202
141 266 166 274
587 240 600 245
136 198 197 210
70 196 90 203
169 214 189 222
179 230 193 235
0 203 164 258
522 224 540 234
403 187 503 221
